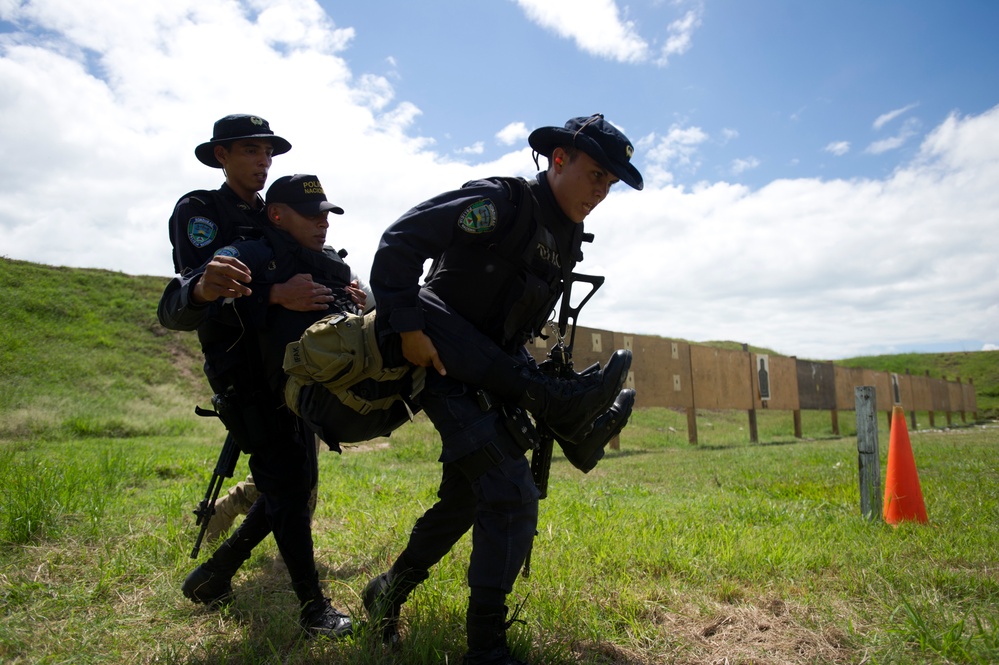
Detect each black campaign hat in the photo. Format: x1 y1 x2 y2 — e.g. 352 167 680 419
528 113 643 190
265 174 344 216
195 114 292 168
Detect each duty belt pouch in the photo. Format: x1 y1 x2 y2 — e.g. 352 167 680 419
455 393 540 481
212 390 276 455
475 390 539 454
501 404 541 453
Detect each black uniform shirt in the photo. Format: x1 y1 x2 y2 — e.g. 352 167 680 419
164 182 274 387
168 182 266 274
370 171 581 349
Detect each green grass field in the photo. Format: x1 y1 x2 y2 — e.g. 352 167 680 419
1 257 997 664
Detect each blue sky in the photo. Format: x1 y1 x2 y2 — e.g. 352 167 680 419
328 1 999 188
1 0 997 360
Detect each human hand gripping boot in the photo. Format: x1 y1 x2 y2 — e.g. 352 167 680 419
515 349 632 441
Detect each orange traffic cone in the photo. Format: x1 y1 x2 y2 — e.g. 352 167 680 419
883 405 928 525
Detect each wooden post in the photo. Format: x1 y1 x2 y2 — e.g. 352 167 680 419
686 408 698 445
971 378 977 421
686 344 698 444
829 361 840 435
926 370 935 428
743 344 758 444
791 356 802 438
957 376 966 423
941 374 952 427
855 386 883 522
905 369 917 430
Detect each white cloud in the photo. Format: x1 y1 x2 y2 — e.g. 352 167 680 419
514 0 648 63
455 142 485 156
579 105 999 359
496 122 529 146
638 124 709 186
873 102 919 131
824 141 850 156
656 8 703 66
514 0 701 66
983 344 998 352
865 117 921 155
0 0 454 282
731 157 760 174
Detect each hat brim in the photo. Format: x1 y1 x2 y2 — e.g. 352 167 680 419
194 135 292 168
528 126 643 191
288 201 345 216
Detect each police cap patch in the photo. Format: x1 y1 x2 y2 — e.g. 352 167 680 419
458 199 497 234
188 216 218 248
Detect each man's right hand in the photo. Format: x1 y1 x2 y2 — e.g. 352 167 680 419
270 273 336 312
400 329 447 376
192 255 252 304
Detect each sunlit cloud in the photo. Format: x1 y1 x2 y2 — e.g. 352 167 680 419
865 117 921 154
873 102 919 130
824 141 850 156
496 122 530 146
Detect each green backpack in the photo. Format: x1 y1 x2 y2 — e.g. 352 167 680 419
283 311 424 416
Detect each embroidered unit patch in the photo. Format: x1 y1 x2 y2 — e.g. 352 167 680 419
188 217 218 248
458 200 497 234
214 246 240 258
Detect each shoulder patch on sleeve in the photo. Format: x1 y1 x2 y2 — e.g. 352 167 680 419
187 216 218 248
213 245 240 258
458 199 498 234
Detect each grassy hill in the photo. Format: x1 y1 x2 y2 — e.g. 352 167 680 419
0 257 208 441
1 256 995 437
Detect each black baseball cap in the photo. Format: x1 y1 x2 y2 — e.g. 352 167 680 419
265 174 344 216
528 114 643 190
195 114 292 168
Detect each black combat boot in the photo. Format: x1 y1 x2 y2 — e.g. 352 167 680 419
556 388 636 473
517 350 631 440
362 555 430 644
181 536 252 606
463 602 528 665
299 595 354 639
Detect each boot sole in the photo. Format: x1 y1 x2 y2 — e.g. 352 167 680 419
562 388 636 473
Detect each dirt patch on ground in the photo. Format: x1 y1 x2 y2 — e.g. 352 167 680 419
564 597 857 665
670 598 855 664
342 439 392 453
156 325 204 392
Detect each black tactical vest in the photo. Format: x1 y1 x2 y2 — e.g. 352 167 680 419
424 177 581 351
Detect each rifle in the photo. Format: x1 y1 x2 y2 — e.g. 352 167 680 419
190 395 241 559
522 268 604 577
